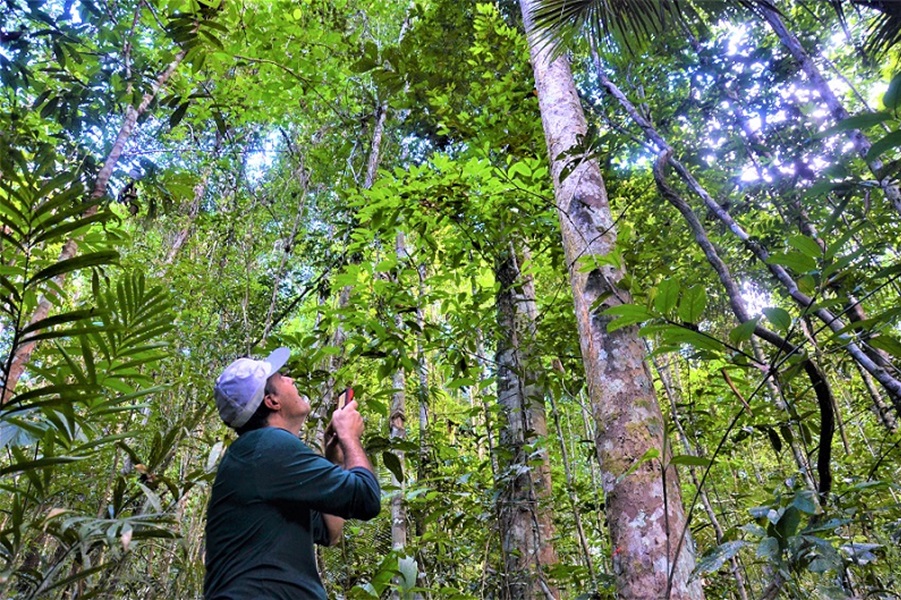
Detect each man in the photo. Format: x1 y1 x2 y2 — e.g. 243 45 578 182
204 347 381 599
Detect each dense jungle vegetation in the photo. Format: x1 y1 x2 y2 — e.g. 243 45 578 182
2 0 901 598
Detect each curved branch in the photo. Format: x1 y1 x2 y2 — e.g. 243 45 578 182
595 62 901 411
654 151 833 499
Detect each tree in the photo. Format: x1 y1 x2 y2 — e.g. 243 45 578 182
517 0 702 597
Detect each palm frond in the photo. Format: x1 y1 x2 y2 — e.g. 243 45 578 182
527 0 780 58
528 0 683 58
853 0 901 56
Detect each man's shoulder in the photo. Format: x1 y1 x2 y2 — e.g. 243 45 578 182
239 427 313 452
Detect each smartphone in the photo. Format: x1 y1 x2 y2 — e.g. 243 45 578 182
337 387 353 409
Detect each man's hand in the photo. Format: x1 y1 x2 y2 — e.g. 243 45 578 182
325 399 373 474
324 424 344 465
330 399 365 442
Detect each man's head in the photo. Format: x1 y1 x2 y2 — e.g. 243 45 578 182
213 347 290 429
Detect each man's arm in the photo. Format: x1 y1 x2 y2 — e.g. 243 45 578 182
322 514 345 546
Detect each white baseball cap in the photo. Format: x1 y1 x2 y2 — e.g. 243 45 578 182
213 347 290 428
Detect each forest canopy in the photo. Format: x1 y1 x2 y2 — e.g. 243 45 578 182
1 0 901 598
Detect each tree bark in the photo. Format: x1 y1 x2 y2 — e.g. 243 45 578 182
495 242 559 600
518 1 702 597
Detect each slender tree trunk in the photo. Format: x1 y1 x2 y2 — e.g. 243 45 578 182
495 242 559 600
388 230 414 600
547 391 595 584
518 2 701 596
262 167 308 342
3 49 187 404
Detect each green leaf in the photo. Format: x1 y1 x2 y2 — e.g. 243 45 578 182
757 537 781 561
20 309 101 335
692 540 747 579
616 447 659 484
884 72 901 111
767 251 816 273
866 130 901 162
0 456 84 476
677 285 706 323
729 317 759 344
654 278 679 315
775 506 801 542
382 451 404 484
765 427 782 454
792 490 820 515
26 251 119 287
867 336 901 360
603 303 653 332
816 112 891 138
762 307 792 332
787 235 822 260
169 101 190 128
668 454 712 468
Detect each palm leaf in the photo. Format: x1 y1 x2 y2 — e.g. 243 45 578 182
528 0 779 57
853 0 901 56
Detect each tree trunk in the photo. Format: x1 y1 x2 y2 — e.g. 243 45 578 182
547 390 595 584
518 1 702 597
495 242 559 600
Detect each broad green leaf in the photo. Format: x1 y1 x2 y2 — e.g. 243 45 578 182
382 451 404 484
654 278 679 315
775 506 801 542
867 336 901 360
767 251 816 273
677 285 707 323
787 235 822 260
692 540 747 579
603 303 653 332
757 537 781 560
660 328 724 353
885 72 901 111
866 130 901 162
792 490 820 515
668 454 712 468
729 317 759 344
762 307 792 332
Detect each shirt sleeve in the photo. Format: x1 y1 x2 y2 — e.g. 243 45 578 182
255 429 381 521
310 510 330 546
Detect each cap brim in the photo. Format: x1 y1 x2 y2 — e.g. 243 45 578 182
265 347 290 374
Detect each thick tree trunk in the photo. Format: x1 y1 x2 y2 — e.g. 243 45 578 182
2 48 187 405
495 242 559 600
518 1 701 597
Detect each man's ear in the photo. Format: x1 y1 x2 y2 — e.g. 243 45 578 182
262 393 279 410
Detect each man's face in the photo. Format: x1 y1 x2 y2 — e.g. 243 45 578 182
267 372 311 424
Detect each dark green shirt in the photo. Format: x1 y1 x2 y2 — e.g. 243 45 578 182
204 427 381 599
